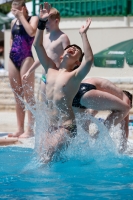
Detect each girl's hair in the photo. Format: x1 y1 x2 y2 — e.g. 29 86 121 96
12 0 28 14
49 7 60 21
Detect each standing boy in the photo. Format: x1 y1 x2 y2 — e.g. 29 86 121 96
23 6 70 101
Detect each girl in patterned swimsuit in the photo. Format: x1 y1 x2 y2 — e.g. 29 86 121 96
8 0 38 138
10 16 34 70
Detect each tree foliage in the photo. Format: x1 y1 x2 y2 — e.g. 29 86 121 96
0 0 31 14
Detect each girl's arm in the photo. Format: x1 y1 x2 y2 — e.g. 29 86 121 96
11 7 38 37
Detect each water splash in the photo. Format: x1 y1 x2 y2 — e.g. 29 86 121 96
9 79 132 165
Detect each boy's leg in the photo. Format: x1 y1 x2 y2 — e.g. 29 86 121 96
40 80 46 102
83 77 123 99
80 90 130 131
40 69 47 102
0 137 21 146
40 128 69 163
122 91 132 138
82 77 131 137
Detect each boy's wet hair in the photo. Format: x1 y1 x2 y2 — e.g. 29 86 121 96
64 44 84 70
49 7 60 21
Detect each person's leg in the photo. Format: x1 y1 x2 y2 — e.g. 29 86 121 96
40 80 46 102
80 90 130 132
8 59 25 137
82 77 131 137
40 69 46 102
73 106 91 132
83 77 123 98
20 57 35 138
40 127 69 163
122 92 131 138
0 137 21 146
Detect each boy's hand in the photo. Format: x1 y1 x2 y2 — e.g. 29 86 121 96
22 71 30 80
39 2 51 21
79 18 91 34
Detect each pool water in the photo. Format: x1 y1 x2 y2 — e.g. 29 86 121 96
1 102 133 199
1 140 133 199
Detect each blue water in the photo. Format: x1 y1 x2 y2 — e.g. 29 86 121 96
1 99 133 199
0 144 133 199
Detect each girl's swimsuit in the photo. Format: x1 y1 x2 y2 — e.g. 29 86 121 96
9 17 34 70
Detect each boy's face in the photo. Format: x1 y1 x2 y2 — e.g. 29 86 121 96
45 17 58 32
62 46 81 68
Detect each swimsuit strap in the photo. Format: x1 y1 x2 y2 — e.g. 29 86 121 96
12 19 18 28
27 16 32 22
14 16 31 26
11 19 18 34
15 19 18 25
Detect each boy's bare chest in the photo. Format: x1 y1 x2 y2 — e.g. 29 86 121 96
44 38 63 54
47 72 68 88
46 70 77 96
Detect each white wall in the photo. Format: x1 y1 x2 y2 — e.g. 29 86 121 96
4 16 133 78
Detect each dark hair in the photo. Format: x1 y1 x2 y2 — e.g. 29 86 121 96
64 44 84 70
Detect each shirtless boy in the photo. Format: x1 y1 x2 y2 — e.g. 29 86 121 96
27 2 93 161
23 4 131 142
26 3 130 162
23 6 70 101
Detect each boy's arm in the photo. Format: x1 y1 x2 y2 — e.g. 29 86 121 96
61 34 70 49
75 18 93 80
33 3 55 72
22 60 41 79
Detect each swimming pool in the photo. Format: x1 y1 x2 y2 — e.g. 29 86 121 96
1 102 133 199
1 133 133 199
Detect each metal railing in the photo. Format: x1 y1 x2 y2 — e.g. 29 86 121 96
32 0 133 17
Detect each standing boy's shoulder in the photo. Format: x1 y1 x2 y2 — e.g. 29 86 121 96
59 32 70 48
59 32 70 41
